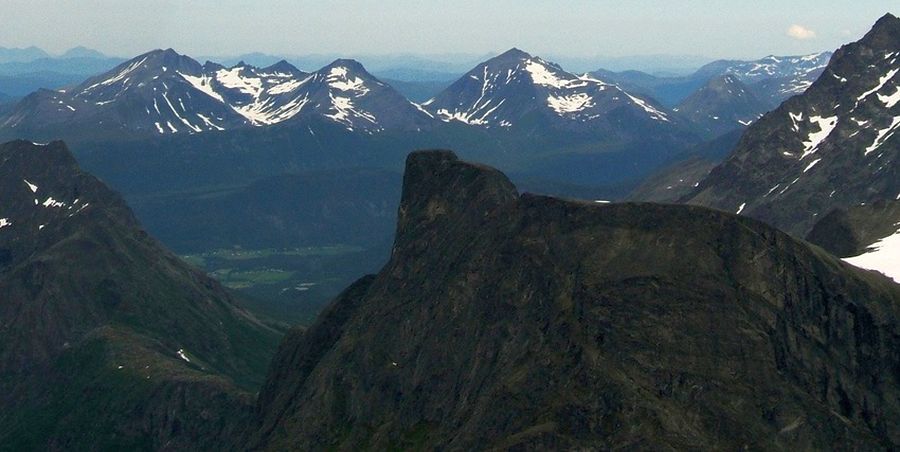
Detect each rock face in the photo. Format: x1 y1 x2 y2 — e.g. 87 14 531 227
0 140 281 450
686 14 900 236
249 150 900 450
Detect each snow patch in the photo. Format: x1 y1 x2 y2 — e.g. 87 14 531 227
547 93 594 114
799 115 838 159
23 179 38 193
215 67 263 97
803 158 822 172
865 116 900 155
844 225 900 283
42 197 65 208
878 85 900 109
0 218 10 229
625 94 670 122
178 72 225 103
327 67 370 95
525 60 570 89
858 68 898 102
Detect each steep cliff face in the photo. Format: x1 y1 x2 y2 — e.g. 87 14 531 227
250 150 900 450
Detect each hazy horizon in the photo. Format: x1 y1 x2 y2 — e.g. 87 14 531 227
0 1 893 64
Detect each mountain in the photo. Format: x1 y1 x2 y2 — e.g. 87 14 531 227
592 52 831 109
248 150 900 450
807 200 900 282
0 49 432 140
0 140 281 449
423 48 686 136
675 74 769 135
686 13 900 236
273 58 433 132
60 46 108 59
0 46 49 64
702 52 832 107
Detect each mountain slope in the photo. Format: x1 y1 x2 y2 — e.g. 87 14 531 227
628 129 743 202
675 74 768 135
0 140 281 449
248 150 900 450
686 14 900 236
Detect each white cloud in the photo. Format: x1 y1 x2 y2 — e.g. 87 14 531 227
787 24 817 40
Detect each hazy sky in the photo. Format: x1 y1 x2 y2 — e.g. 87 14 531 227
0 1 893 59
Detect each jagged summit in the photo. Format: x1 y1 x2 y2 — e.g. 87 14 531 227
862 13 900 46
264 59 302 74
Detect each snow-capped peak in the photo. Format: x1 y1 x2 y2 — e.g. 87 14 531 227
424 48 673 128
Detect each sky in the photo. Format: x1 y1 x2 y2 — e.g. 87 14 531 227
0 1 893 61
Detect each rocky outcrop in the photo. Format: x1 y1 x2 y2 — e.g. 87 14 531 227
249 150 900 450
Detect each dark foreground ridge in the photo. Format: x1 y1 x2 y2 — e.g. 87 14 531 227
0 140 281 450
248 150 900 450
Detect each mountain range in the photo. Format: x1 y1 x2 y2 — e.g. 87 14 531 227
0 49 434 139
594 51 831 108
686 13 899 236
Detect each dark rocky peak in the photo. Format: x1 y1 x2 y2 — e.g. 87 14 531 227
394 150 518 249
0 140 135 261
202 60 225 72
136 47 203 74
311 58 383 88
494 47 533 62
322 58 369 74
74 47 203 95
860 13 900 48
263 59 304 75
